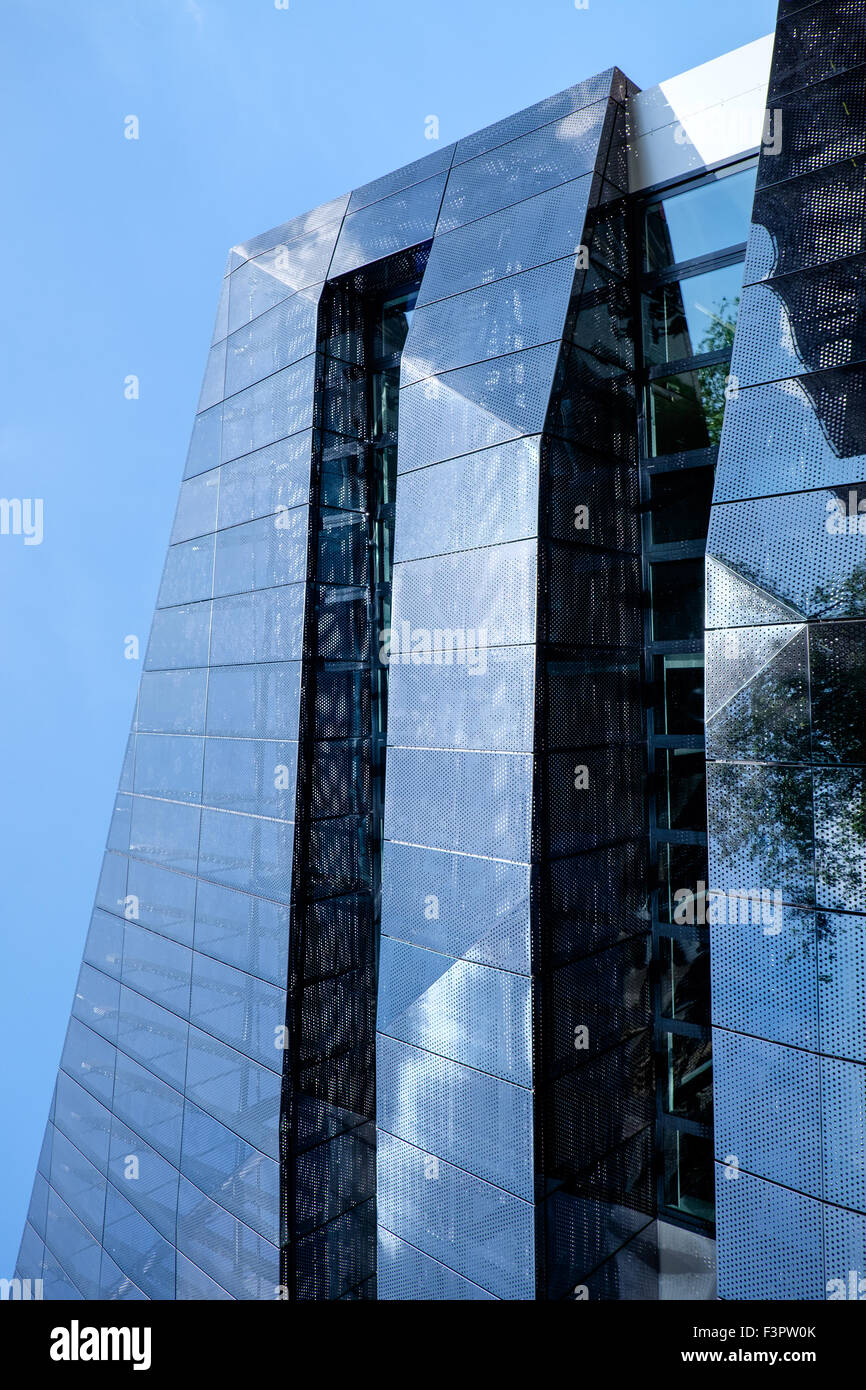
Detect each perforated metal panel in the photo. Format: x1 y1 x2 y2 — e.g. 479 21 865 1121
731 259 866 389
392 438 540 563
709 13 866 1299
378 942 532 1086
438 102 615 233
391 540 538 648
377 1228 496 1300
397 343 562 472
417 177 594 308
387 645 535 753
707 489 866 626
330 174 448 278
744 159 866 285
403 259 577 384
714 1167 824 1300
376 1130 535 1299
347 146 455 213
380 841 532 974
453 70 625 166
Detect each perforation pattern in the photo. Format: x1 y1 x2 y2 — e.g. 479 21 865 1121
377 1033 532 1199
732 259 866 389
815 767 866 913
545 1034 653 1173
706 761 815 906
171 469 220 544
209 584 305 665
384 747 533 862
714 1168 824 1300
403 259 576 384
711 906 818 1049
227 225 339 334
453 70 623 165
391 540 537 648
197 341 226 413
438 102 612 233
417 176 593 308
225 290 319 398
705 625 809 763
230 194 349 267
220 357 316 463
217 432 313 529
378 941 532 1086
376 1130 534 1300
397 343 561 473
543 938 650 1072
380 841 531 974
347 145 454 213
392 438 539 562
756 66 866 190
769 2 866 100
744 159 866 285
387 644 535 753
707 489 866 626
810 620 866 765
713 1029 822 1197
329 173 447 278
377 1228 496 1300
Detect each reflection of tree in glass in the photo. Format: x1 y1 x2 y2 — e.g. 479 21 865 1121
695 294 739 444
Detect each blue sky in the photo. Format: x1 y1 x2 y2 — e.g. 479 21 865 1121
0 0 779 1276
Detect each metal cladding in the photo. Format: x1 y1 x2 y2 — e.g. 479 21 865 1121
708 0 866 1301
22 10 865 1301
376 69 648 1302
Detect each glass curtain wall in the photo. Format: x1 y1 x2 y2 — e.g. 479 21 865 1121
637 159 757 1230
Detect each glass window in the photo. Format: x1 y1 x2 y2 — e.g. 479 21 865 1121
654 655 704 736
642 263 743 367
664 1031 713 1124
649 466 715 545
375 444 398 507
662 1129 715 1222
651 559 705 642
659 933 710 1024
645 164 757 272
374 291 418 361
658 748 707 832
658 844 707 925
371 366 401 439
647 364 729 457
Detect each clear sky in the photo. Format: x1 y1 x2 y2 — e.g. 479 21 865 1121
0 0 779 1277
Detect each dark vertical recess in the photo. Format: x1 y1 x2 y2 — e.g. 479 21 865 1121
279 247 428 1300
534 89 657 1300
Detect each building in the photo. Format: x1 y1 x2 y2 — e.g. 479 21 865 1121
14 0 866 1301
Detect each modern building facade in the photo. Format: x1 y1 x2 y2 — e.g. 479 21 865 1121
14 1 866 1301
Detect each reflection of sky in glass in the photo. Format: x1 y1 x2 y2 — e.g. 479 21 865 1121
647 164 757 269
644 261 744 364
676 262 743 345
